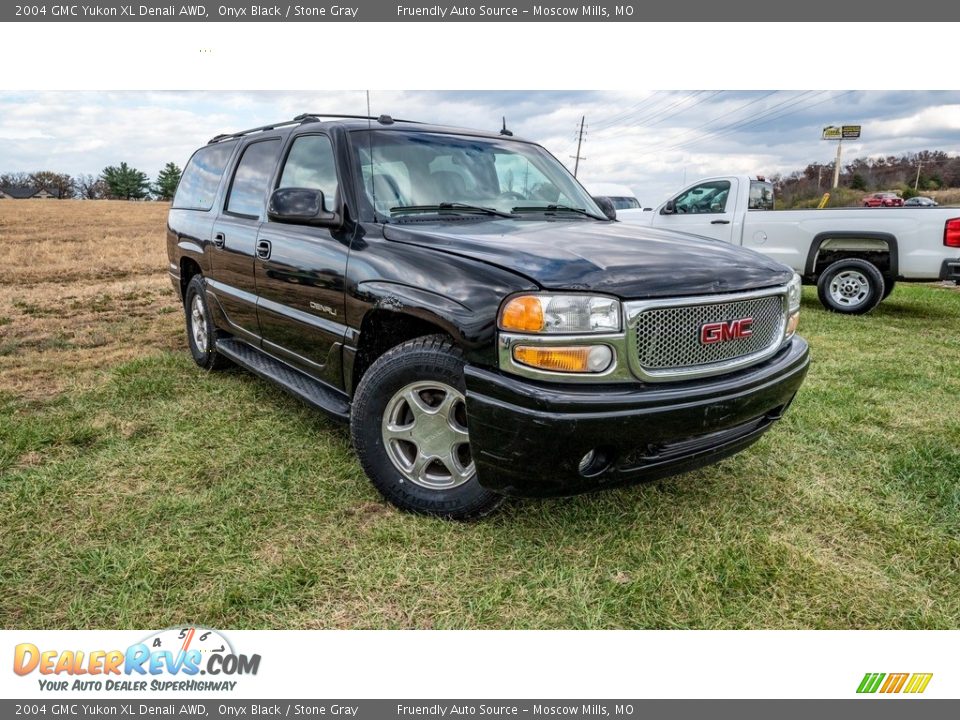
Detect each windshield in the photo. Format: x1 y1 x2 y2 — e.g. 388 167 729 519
351 130 604 221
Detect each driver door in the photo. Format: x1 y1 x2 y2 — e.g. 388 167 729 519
656 178 739 243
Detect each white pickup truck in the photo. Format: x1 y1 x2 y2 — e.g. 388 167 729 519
615 175 960 314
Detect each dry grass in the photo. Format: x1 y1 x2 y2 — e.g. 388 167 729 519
0 200 181 397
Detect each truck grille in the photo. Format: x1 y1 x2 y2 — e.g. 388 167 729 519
628 291 786 380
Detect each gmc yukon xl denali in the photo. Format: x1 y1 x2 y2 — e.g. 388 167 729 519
167 114 810 519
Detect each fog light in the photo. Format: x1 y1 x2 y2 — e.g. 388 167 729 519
786 310 800 337
578 450 596 473
513 344 613 373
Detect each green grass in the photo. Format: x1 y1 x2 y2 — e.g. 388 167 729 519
1 284 959 629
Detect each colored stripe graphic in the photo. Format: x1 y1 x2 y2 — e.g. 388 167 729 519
857 673 885 693
904 673 933 694
880 673 909 693
857 672 932 694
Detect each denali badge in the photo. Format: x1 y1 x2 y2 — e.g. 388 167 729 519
700 317 754 344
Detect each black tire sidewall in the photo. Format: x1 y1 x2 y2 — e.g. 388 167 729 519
184 276 218 369
350 336 503 520
816 259 885 315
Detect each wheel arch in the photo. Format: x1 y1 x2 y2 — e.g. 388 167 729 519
804 231 899 281
344 282 475 393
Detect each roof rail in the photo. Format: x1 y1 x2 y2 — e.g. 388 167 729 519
207 113 423 144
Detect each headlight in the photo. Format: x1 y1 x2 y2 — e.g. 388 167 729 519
786 273 802 313
499 294 621 334
785 273 801 339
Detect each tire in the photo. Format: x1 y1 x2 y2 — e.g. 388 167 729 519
350 334 504 520
881 278 897 300
184 275 231 370
816 259 886 315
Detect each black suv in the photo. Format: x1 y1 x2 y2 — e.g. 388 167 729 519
167 114 809 519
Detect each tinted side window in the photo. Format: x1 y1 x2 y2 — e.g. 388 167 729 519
278 135 339 211
226 139 281 218
172 142 236 211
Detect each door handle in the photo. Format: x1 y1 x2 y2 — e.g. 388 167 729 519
256 239 272 260
710 220 731 225
213 232 225 248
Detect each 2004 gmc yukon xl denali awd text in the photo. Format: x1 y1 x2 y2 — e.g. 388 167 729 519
167 114 810 519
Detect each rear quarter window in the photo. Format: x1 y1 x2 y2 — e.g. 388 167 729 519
173 142 237 211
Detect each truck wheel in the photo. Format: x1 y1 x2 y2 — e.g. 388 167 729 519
881 279 897 300
184 275 230 370
816 259 885 315
350 335 504 520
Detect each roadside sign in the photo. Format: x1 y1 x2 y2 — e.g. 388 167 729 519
822 125 861 140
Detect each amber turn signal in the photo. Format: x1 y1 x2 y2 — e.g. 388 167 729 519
513 345 613 373
786 310 800 337
499 295 545 333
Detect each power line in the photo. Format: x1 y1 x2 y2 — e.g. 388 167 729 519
622 90 780 150
592 91 704 132
632 90 834 159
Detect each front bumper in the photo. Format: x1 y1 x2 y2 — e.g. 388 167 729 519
464 336 810 497
940 258 960 283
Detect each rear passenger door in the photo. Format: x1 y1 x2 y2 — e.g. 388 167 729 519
209 137 282 341
255 133 351 384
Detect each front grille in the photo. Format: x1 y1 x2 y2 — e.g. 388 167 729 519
629 292 786 378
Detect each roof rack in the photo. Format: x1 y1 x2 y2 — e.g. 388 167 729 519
207 113 423 144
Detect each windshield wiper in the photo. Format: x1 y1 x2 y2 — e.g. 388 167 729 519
390 203 515 218
512 204 606 220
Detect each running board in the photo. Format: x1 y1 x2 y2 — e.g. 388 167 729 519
215 338 351 422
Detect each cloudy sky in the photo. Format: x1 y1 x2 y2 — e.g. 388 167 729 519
2 90 958 204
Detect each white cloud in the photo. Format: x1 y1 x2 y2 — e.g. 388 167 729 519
0 90 957 206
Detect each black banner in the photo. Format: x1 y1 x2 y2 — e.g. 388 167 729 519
2 700 956 719
2 0 936 22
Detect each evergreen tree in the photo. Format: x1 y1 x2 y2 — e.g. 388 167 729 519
153 162 182 200
100 162 150 200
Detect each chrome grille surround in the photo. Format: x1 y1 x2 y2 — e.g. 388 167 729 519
624 287 788 382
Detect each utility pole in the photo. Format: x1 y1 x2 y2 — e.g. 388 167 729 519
915 160 923 191
832 136 842 189
570 116 586 177
817 166 823 189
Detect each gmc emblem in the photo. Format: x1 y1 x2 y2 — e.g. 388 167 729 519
700 317 754 344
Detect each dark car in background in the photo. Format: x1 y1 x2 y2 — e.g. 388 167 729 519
904 196 938 207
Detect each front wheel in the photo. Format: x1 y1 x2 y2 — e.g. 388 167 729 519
350 335 504 520
816 259 885 315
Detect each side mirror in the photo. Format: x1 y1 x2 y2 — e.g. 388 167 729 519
268 187 340 227
661 199 676 215
592 196 617 221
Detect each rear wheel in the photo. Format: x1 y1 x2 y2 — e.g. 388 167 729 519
184 275 230 370
816 259 885 315
350 335 504 520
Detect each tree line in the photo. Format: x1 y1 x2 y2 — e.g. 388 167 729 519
773 150 959 206
0 162 181 200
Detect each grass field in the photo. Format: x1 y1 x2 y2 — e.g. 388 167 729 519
1 200 959 629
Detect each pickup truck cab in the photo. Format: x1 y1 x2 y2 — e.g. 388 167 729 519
167 117 809 519
618 175 960 314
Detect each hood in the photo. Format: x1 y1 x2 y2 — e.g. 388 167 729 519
382 219 793 299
